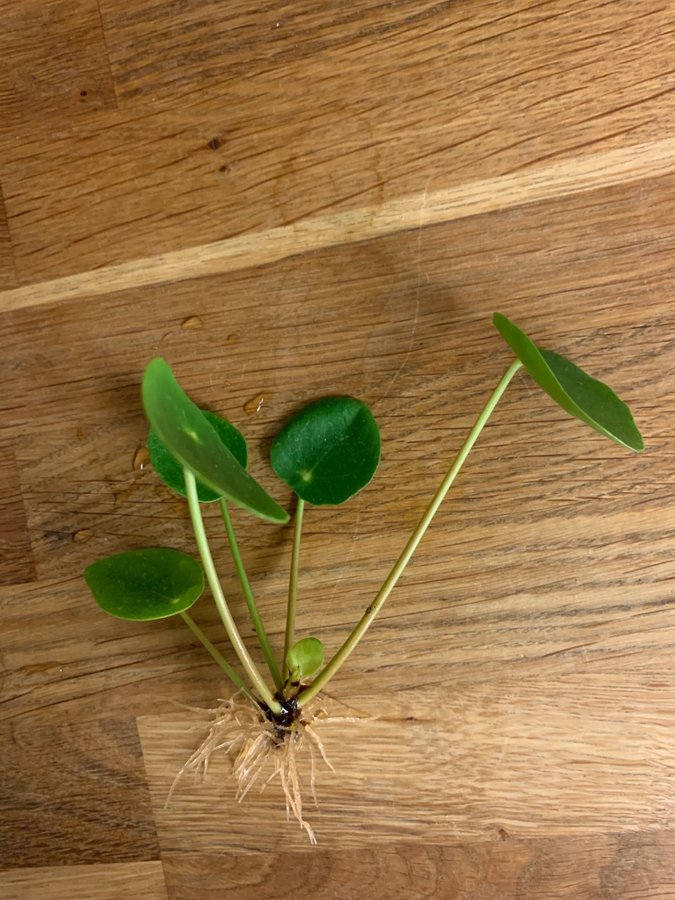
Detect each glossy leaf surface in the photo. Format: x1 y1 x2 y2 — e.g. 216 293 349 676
148 409 247 503
493 313 644 451
142 358 288 522
84 548 204 621
270 396 380 505
286 637 324 680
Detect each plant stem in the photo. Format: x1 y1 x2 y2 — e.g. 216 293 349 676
219 499 284 691
179 611 258 704
296 359 523 708
183 468 282 713
283 497 305 677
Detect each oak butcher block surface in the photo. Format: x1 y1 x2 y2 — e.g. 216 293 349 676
2 2 675 897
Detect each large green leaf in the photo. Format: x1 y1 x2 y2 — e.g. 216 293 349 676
493 313 644 451
286 637 324 680
148 409 247 503
270 396 380 505
142 358 288 523
84 548 204 621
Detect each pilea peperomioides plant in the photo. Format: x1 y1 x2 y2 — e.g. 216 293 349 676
84 313 643 839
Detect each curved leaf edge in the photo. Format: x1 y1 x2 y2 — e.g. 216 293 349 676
270 395 381 506
84 547 205 622
492 312 644 452
142 358 289 524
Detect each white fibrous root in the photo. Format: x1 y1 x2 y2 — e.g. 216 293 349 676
167 691 369 844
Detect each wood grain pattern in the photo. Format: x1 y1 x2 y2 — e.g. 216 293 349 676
0 861 167 900
0 444 35 584
137 676 675 851
0 180 16 290
0 0 116 127
2 0 675 894
0 717 159 868
2 135 675 312
161 834 675 900
1 1 674 282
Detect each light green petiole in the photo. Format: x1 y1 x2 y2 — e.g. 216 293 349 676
283 497 305 678
183 468 282 714
219 499 283 691
296 359 523 707
179 611 257 705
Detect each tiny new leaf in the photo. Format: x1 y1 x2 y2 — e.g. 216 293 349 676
271 396 381 505
286 637 325 680
142 358 289 523
84 548 204 621
148 409 247 503
493 313 644 452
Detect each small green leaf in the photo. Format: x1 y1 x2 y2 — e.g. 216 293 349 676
270 396 380 505
493 313 644 452
286 637 324 680
142 358 289 523
148 409 247 503
84 548 204 621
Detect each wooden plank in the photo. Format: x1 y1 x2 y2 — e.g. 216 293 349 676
2 136 675 312
0 717 160 868
0 861 167 900
1 1 673 281
137 672 675 851
0 0 116 128
161 834 675 900
0 444 35 584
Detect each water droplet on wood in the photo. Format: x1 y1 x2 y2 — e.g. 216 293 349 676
244 393 265 415
133 446 150 471
181 315 203 330
72 529 91 542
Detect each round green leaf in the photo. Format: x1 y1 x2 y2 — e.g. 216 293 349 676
493 313 644 452
148 409 247 504
286 637 324 680
84 548 204 621
270 396 380 505
142 358 288 523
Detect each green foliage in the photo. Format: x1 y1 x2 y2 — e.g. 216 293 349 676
270 396 381 505
84 319 644 719
84 548 204 621
148 409 247 503
286 637 325 680
493 313 644 451
142 358 288 523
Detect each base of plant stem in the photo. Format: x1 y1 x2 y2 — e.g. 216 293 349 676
260 693 301 736
167 689 370 844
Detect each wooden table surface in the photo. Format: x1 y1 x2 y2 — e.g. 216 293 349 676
2 2 675 897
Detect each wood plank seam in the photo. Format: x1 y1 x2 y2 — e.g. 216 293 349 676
1 136 673 313
0 178 18 289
